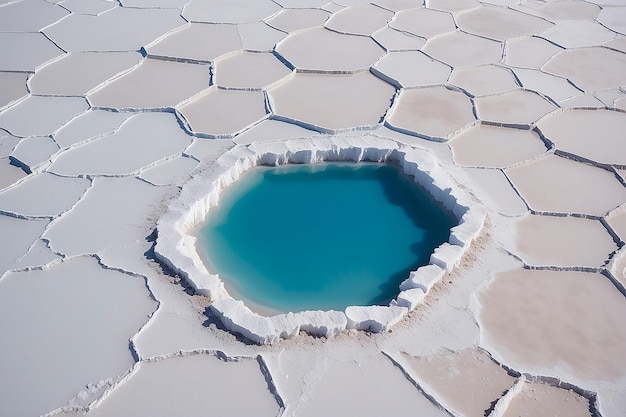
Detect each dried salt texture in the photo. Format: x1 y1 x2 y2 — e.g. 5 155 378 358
0 1 625 416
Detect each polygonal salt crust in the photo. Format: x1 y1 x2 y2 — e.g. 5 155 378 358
510 214 618 268
265 8 331 33
449 124 547 168
542 47 626 92
455 5 554 42
154 136 486 344
422 31 503 68
213 51 292 90
474 89 556 127
372 50 452 88
511 68 582 104
29 51 143 96
182 0 282 24
177 88 268 138
372 0 423 12
385 86 475 140
505 154 626 217
597 6 626 35
523 0 600 21
371 27 426 51
389 7 456 39
144 23 242 63
275 27 385 73
268 72 396 132
536 108 626 166
43 7 185 53
449 65 519 97
0 0 69 32
425 0 480 13
238 22 288 53
0 72 28 110
539 20 616 49
0 32 65 72
504 36 564 70
87 58 210 110
60 0 118 16
324 4 394 36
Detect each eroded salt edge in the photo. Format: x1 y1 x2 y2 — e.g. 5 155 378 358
154 136 486 344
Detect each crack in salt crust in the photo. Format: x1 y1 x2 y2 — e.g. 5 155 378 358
155 136 485 344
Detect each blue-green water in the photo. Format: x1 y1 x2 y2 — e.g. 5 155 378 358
196 163 456 314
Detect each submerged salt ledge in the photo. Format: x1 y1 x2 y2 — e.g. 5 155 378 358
155 136 485 344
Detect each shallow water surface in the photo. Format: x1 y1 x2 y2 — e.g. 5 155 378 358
196 163 455 314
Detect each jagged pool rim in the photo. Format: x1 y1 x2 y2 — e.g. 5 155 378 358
154 135 486 344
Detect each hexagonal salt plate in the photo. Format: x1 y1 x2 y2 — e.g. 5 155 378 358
154 136 486 344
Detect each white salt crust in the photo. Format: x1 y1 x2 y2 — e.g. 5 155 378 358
155 136 485 344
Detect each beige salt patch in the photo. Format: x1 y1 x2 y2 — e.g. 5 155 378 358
390 7 456 39
506 154 626 216
456 6 553 42
449 65 519 97
502 381 592 417
182 0 281 24
88 59 209 109
422 31 503 68
537 109 626 166
269 72 395 131
145 23 242 63
265 8 330 32
371 27 426 51
213 52 292 90
504 36 563 69
0 72 28 109
29 52 143 96
475 89 556 126
86 354 281 417
450 124 546 168
402 348 516 417
324 4 394 36
425 0 480 13
178 88 267 136
372 51 451 88
477 268 626 380
513 215 617 267
543 47 626 92
387 86 475 139
275 27 384 72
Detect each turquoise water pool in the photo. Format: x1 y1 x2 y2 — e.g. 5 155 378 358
196 163 456 314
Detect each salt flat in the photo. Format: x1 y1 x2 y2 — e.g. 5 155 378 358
0 0 625 416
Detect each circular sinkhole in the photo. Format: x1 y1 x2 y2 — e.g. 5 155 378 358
155 137 486 343
194 162 457 315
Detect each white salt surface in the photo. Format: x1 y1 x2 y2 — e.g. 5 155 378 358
1 1 625 417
